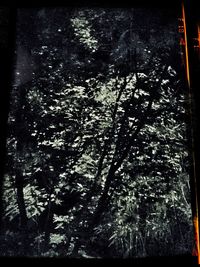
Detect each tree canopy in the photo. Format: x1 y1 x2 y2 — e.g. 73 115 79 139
0 7 194 258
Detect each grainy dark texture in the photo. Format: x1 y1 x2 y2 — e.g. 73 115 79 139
0 7 194 258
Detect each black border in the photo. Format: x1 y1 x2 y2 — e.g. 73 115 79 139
0 0 199 265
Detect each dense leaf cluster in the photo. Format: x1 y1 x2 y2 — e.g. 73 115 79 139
0 8 194 258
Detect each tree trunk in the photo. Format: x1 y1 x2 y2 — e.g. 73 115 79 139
138 202 148 256
43 193 54 252
15 169 29 255
15 170 28 228
90 165 116 228
90 95 154 228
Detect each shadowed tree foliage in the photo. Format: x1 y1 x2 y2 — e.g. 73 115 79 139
0 7 194 258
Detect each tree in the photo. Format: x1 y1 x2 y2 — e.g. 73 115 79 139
0 7 193 258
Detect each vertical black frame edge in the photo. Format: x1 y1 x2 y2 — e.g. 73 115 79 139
0 7 17 232
0 1 199 265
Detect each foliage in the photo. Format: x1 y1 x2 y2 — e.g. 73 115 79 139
0 7 194 258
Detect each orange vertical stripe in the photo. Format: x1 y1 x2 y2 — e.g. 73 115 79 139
198 25 200 59
193 216 200 258
198 25 200 48
182 2 190 88
182 2 200 264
